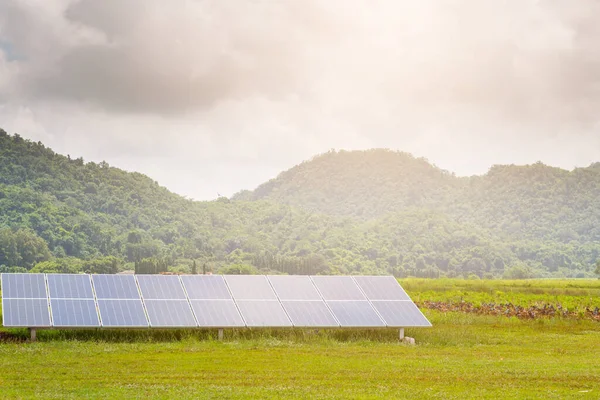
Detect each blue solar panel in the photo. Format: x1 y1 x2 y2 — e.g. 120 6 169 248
136 275 186 300
144 300 197 327
181 275 232 299
47 274 94 299
311 276 366 300
1 273 47 298
280 301 339 327
2 273 430 330
235 300 292 327
370 301 432 327
92 275 140 299
224 275 277 300
189 300 245 327
50 299 100 327
268 276 322 300
326 301 386 327
97 299 148 327
353 276 410 301
2 298 51 327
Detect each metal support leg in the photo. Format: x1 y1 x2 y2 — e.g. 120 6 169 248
399 328 404 340
29 328 37 342
218 329 224 341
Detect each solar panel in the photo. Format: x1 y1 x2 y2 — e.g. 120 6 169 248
2 298 51 327
97 299 148 327
235 300 292 327
224 275 277 300
92 275 140 299
1 273 47 298
353 276 410 301
181 275 232 300
326 301 386 327
144 300 197 327
370 301 432 327
50 299 100 327
311 276 366 300
136 275 186 300
47 274 94 299
189 300 245 327
280 301 339 327
2 273 430 331
267 275 322 300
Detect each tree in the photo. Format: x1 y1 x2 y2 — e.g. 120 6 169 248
191 260 197 275
85 256 121 274
595 260 600 277
134 257 169 274
0 228 51 269
30 258 83 274
219 264 258 275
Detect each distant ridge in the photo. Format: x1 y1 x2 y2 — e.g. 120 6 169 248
1 129 599 279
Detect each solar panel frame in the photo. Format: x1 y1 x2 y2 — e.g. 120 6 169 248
352 276 411 301
267 275 323 300
2 298 52 327
92 274 141 300
310 276 366 301
181 275 233 300
50 299 101 327
143 299 198 327
325 300 386 327
224 275 278 300
1 273 48 299
136 275 187 300
189 300 246 327
280 300 340 327
369 300 432 327
235 300 293 327
96 299 149 328
47 274 95 299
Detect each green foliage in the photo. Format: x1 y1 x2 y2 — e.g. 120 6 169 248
84 256 121 274
30 258 84 274
0 227 51 269
134 257 169 275
0 266 28 274
218 264 258 275
1 131 599 279
502 264 534 280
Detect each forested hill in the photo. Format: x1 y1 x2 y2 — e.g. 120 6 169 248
1 130 599 279
235 150 461 217
235 149 600 243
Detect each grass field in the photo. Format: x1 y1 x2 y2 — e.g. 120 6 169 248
1 279 599 399
403 278 600 310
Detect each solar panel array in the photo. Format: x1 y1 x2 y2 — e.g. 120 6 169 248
1 274 431 329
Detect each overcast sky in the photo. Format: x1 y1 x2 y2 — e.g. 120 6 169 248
1 0 599 200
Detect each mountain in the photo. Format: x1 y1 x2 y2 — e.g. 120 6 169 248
235 149 600 243
234 150 462 217
1 129 598 278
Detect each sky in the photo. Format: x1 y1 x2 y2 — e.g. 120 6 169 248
1 0 599 200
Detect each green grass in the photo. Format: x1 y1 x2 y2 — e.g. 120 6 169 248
0 279 599 399
401 278 600 310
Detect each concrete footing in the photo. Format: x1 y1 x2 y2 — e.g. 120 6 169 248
218 329 224 340
403 337 415 345
29 328 36 342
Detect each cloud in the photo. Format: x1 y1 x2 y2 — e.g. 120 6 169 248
0 0 599 199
